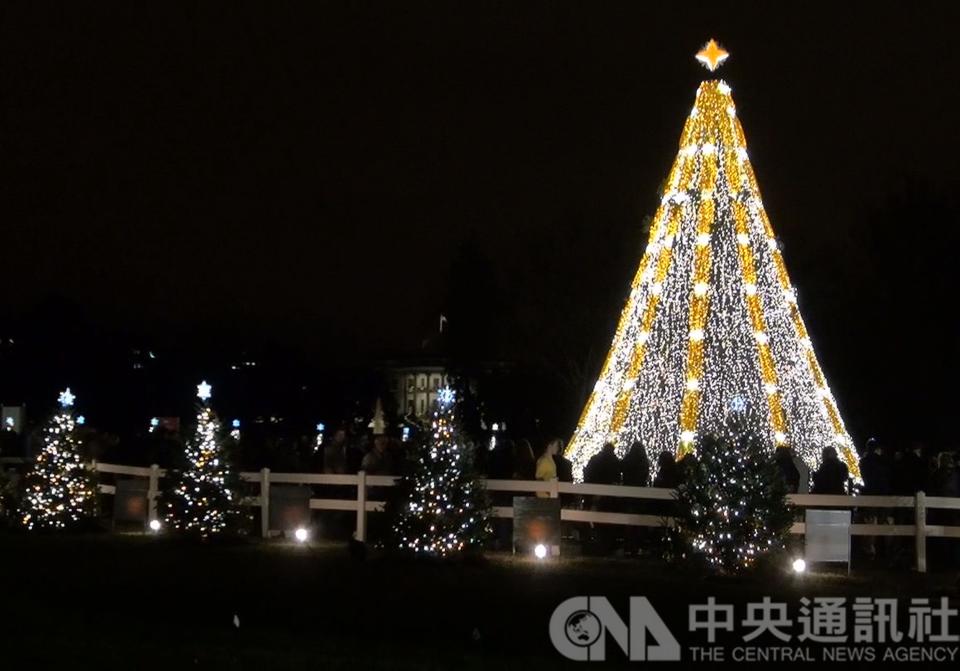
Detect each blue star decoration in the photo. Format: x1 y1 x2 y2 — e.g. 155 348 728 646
197 380 213 402
58 388 76 408
437 387 456 407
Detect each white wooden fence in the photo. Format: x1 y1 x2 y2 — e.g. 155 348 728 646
3 458 958 573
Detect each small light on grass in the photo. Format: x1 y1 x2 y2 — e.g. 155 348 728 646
534 543 548 560
294 527 309 543
792 557 806 574
149 519 162 532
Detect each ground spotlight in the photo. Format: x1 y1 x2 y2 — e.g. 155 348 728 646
294 527 309 543
534 543 548 560
792 557 806 574
149 519 162 532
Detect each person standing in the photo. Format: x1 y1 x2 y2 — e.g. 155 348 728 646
774 445 801 494
811 447 849 495
534 439 558 498
584 442 622 554
621 441 650 488
620 441 650 556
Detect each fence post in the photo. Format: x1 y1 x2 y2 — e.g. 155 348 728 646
147 464 160 526
260 467 271 539
356 470 367 543
915 491 927 573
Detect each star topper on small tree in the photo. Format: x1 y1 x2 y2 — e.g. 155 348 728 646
58 387 76 408
196 380 212 402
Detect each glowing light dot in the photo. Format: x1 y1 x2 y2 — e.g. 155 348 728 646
680 430 696 444
650 283 663 296
702 143 716 155
686 378 700 391
623 379 636 391
696 232 711 246
754 331 769 345
775 432 788 445
689 329 704 341
744 283 757 296
718 82 731 95
737 147 748 161
149 519 161 532
736 233 750 245
637 331 650 345
294 527 309 543
764 382 778 395
792 558 806 573
694 282 709 296
534 543 548 560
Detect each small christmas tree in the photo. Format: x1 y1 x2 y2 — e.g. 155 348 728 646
389 387 490 556
20 388 98 530
162 381 241 537
671 411 792 573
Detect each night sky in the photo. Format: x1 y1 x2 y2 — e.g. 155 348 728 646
2 2 960 443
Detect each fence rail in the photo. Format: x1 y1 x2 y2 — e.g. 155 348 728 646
2 457 958 572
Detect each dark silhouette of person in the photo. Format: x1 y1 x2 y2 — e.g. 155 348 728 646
652 451 681 489
895 441 927 495
621 441 650 487
553 441 574 484
858 438 892 496
487 436 514 481
584 442 622 486
774 445 801 494
584 442 621 552
811 446 849 495
512 439 536 480
620 441 650 556
552 439 575 506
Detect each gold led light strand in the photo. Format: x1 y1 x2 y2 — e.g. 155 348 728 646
733 200 788 443
677 157 716 455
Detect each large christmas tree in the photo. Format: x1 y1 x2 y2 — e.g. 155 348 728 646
20 389 98 530
389 387 489 556
566 40 858 481
162 381 241 537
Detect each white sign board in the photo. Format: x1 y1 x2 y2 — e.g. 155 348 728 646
805 509 851 570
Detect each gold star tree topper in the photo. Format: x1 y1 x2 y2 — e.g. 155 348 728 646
696 39 729 72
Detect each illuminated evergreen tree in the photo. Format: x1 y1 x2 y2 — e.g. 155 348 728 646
162 381 241 537
20 388 98 530
566 40 859 481
671 411 792 573
389 387 490 556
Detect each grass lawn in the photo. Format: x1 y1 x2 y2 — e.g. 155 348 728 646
0 533 956 669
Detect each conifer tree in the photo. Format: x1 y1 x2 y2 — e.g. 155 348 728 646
672 411 792 573
389 387 490 556
162 381 242 537
20 388 98 530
